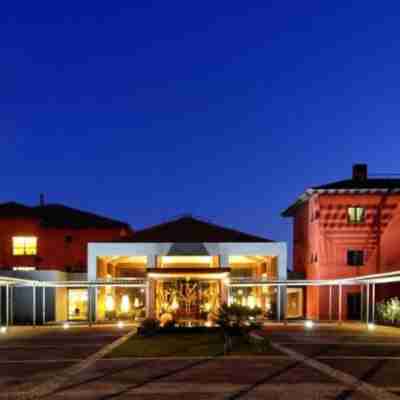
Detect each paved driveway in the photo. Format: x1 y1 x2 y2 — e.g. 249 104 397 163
0 324 132 393
3 323 400 399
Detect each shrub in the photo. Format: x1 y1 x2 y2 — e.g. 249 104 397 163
214 303 262 354
376 297 400 325
138 318 160 336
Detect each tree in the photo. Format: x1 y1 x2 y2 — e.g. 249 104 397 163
214 303 262 354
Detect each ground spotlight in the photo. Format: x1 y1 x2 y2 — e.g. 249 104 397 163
304 320 314 329
117 321 124 328
0 327 7 334
63 322 70 330
367 323 375 331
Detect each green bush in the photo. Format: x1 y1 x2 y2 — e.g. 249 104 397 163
138 318 160 336
376 297 400 325
214 303 263 354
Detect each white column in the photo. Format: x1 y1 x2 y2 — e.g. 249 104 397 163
338 284 342 324
360 285 364 321
6 285 9 327
277 244 287 321
219 255 229 268
372 283 376 323
277 285 281 321
9 286 13 325
42 286 46 325
366 283 370 324
32 285 36 326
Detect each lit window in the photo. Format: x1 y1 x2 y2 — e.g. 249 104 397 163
348 207 365 224
347 250 364 266
12 237 37 256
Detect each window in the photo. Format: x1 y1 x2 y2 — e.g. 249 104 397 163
12 237 37 256
348 207 365 224
347 250 364 266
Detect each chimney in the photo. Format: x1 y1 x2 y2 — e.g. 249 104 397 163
39 193 45 206
352 164 368 181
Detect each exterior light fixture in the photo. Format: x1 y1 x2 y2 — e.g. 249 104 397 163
205 321 212 328
305 320 314 329
117 321 124 328
63 322 70 330
204 302 211 312
133 297 140 308
105 295 115 312
0 327 7 334
121 295 131 313
171 297 179 311
247 295 256 309
367 323 375 331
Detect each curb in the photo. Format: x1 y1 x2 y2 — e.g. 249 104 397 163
13 328 137 400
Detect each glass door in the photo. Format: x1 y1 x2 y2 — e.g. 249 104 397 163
68 288 89 321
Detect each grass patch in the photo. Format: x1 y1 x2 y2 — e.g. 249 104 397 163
109 330 280 358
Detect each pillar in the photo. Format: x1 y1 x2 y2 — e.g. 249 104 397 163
277 245 287 321
42 286 46 325
338 284 342 324
32 285 36 326
277 285 281 321
372 283 376 323
366 283 370 324
6 285 9 327
329 285 332 321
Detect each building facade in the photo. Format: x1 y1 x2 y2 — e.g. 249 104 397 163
0 206 296 324
283 164 400 320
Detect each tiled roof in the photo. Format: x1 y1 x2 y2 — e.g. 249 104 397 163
125 216 273 243
0 202 130 229
282 178 400 217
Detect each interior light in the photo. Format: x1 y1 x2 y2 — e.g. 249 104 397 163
121 295 131 313
247 295 256 309
305 320 314 329
105 295 115 312
171 297 179 311
133 297 140 308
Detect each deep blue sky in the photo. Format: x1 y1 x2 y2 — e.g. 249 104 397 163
1 1 400 265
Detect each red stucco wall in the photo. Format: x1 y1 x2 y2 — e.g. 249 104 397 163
0 216 128 272
292 193 400 319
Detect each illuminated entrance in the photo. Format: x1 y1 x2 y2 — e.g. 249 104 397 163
155 279 221 321
68 288 88 321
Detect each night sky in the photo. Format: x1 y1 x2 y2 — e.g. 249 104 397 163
2 2 400 265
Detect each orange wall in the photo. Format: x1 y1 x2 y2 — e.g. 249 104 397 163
292 193 400 319
0 217 129 272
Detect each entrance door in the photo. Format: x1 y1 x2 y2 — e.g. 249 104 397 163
68 289 89 321
347 293 361 320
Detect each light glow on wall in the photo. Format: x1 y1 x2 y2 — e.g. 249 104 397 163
121 295 131 313
105 295 115 312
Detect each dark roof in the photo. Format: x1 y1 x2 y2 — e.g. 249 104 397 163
0 201 130 229
0 202 37 218
282 178 400 217
313 178 400 190
125 216 273 243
